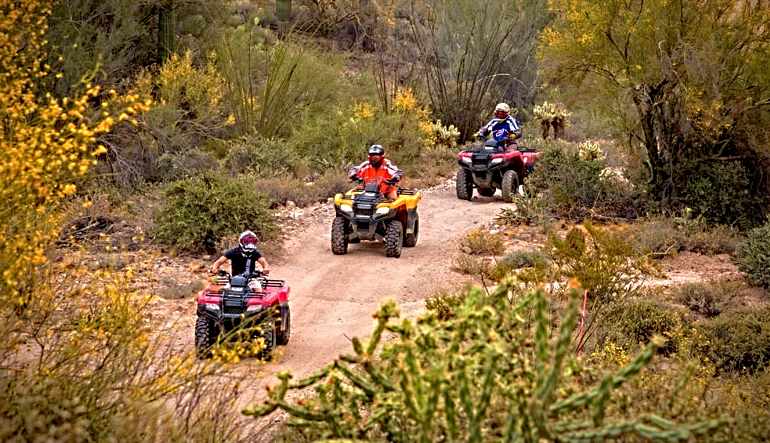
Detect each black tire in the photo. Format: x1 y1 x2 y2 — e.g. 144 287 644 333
276 306 291 345
501 170 520 202
456 169 473 200
478 187 496 197
195 316 217 359
258 323 277 361
404 214 419 247
331 216 349 255
384 220 403 258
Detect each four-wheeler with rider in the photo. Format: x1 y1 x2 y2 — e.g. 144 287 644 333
194 269 291 359
331 178 421 258
456 128 539 201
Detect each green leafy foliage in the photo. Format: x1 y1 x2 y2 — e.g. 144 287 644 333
696 306 770 374
673 281 745 318
152 174 275 252
459 228 505 255
631 215 741 258
595 298 685 355
526 145 636 219
490 250 549 281
246 284 720 441
736 221 770 289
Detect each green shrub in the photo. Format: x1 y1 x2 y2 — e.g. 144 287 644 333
153 174 276 252
595 298 685 354
223 135 306 178
450 254 493 278
459 228 505 255
425 288 468 320
526 144 637 219
495 195 552 226
631 216 740 258
490 250 549 281
672 281 744 318
246 284 720 441
696 306 770 373
681 161 764 228
736 221 770 289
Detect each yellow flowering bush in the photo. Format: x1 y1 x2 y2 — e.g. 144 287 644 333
0 0 148 308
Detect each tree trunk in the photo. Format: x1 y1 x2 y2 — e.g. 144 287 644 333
158 1 176 63
540 119 550 139
632 81 682 204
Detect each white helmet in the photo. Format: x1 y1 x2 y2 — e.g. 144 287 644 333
238 230 258 254
495 102 511 114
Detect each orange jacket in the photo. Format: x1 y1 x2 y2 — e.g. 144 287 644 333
350 159 403 194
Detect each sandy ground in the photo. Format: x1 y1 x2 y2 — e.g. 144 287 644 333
148 183 510 410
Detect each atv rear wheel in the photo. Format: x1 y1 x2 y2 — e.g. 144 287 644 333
331 216 349 255
277 305 291 345
195 316 218 359
456 169 473 200
501 170 520 202
384 220 403 258
404 214 419 247
478 187 496 197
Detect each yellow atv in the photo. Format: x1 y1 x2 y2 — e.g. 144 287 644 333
331 181 421 258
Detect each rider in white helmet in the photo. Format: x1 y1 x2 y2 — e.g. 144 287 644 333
209 230 271 276
477 102 522 147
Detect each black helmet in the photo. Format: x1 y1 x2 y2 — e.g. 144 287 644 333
368 144 385 156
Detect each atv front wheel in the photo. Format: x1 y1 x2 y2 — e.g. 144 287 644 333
277 305 291 345
384 220 403 258
478 187 495 197
331 216 349 255
404 214 419 247
456 169 473 200
501 170 520 202
195 316 218 359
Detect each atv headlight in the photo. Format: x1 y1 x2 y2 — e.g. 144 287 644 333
461 156 472 164
340 204 353 213
205 303 220 311
490 158 503 165
375 206 391 215
246 305 262 313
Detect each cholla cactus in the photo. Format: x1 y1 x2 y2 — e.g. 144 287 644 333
430 119 460 148
244 282 721 442
534 101 571 139
578 140 605 161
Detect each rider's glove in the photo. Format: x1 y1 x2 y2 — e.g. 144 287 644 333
385 177 399 186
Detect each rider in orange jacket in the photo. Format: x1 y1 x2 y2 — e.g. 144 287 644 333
348 145 403 200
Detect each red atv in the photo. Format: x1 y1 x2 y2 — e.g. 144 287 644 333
456 138 539 201
195 270 290 359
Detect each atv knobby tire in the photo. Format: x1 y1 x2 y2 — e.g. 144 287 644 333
277 306 290 345
195 316 218 359
501 170 520 202
478 187 496 197
331 216 349 255
456 169 473 200
384 220 403 258
404 214 419 247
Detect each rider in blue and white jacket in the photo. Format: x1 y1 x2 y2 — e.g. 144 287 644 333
477 103 522 147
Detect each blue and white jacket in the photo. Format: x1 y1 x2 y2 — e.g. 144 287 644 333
477 115 522 141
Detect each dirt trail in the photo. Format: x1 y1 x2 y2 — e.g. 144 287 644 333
158 184 508 402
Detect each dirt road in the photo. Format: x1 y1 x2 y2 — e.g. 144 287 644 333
267 185 506 381
157 184 508 403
